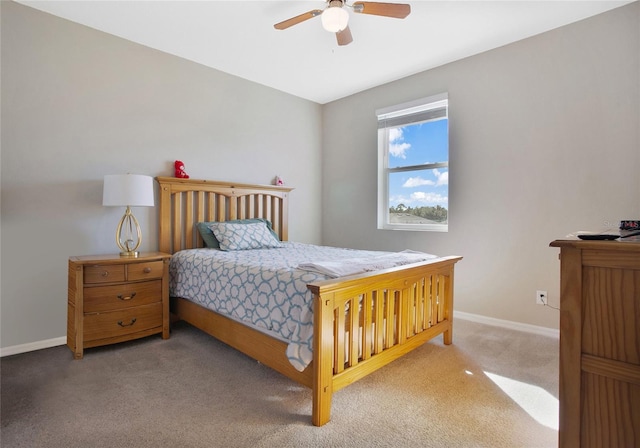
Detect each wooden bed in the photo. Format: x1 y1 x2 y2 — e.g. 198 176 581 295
156 176 462 426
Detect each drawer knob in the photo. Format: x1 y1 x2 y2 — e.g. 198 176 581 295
101 271 109 277
117 318 137 327
143 267 152 274
117 292 137 301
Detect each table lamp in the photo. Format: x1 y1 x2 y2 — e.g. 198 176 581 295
102 174 155 257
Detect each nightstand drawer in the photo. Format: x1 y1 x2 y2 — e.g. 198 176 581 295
84 280 161 313
128 261 164 281
84 265 125 284
84 303 162 341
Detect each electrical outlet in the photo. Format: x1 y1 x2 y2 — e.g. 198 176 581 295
536 290 547 305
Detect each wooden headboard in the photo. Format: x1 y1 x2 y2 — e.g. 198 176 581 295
156 177 294 254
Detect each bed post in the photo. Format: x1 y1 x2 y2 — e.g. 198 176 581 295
312 291 335 426
158 181 172 254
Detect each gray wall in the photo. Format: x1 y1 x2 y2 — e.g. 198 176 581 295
322 2 640 330
1 1 323 348
2 1 639 350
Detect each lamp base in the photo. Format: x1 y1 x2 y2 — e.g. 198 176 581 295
115 206 143 258
120 251 140 258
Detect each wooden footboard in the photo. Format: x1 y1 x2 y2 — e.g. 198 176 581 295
308 255 461 426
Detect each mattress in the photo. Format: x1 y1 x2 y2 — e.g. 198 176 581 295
169 242 437 371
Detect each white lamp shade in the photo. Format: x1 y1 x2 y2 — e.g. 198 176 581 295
103 174 155 207
321 6 349 32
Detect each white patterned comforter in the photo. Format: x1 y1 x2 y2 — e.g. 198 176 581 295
169 242 437 371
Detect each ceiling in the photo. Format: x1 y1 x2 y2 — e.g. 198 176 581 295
18 0 633 104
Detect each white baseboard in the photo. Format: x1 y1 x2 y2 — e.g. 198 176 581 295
454 311 560 339
0 312 558 357
0 336 66 358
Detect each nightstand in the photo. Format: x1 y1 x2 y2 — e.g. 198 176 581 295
67 252 171 359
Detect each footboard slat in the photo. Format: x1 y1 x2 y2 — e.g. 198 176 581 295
430 275 438 326
384 291 394 348
374 290 385 354
423 277 430 329
437 277 445 322
414 281 422 334
400 287 409 344
362 292 373 360
348 297 359 367
335 303 346 374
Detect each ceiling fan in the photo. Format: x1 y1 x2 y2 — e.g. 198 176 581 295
274 1 411 46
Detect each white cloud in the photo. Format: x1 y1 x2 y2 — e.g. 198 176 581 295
403 177 435 187
410 192 448 204
390 143 411 158
433 169 448 186
389 128 411 158
401 169 448 188
389 128 403 141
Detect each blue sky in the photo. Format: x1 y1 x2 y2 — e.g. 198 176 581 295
388 119 448 209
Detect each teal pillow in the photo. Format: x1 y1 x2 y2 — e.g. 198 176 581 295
196 218 279 248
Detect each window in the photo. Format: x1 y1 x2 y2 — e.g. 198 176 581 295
377 93 449 232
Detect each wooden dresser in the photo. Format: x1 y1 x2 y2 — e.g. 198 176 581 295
67 252 171 359
550 238 640 448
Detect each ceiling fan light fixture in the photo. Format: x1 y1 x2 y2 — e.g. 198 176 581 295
321 3 349 33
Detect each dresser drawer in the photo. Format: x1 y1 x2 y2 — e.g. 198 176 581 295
84 280 162 313
128 261 164 281
84 303 162 342
84 265 125 284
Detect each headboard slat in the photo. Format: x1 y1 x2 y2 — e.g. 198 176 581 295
206 193 215 222
196 191 205 247
217 196 226 222
185 192 195 249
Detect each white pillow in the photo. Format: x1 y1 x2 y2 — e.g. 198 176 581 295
208 221 283 251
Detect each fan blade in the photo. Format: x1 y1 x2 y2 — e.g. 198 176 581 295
274 9 323 30
336 26 353 46
352 2 410 19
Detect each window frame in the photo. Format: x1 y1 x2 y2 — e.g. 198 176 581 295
376 93 449 232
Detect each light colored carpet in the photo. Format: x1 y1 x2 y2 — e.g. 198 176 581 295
1 318 558 448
